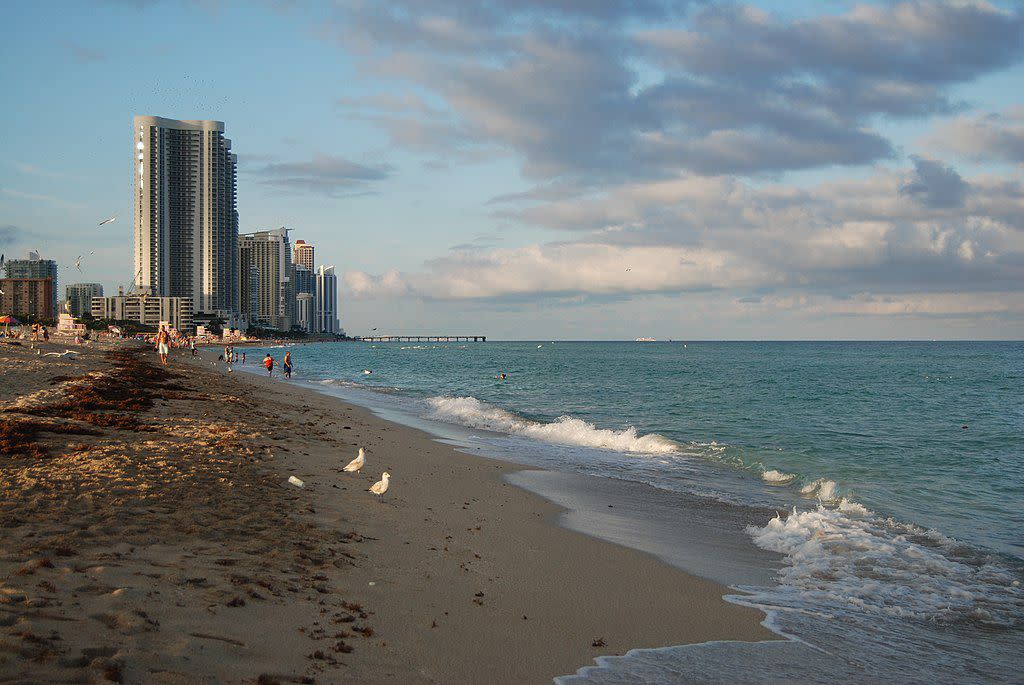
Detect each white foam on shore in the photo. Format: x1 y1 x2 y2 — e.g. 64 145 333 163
762 469 797 485
800 478 839 502
425 395 678 454
748 506 1023 627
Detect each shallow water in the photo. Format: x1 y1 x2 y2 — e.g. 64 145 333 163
245 340 1024 682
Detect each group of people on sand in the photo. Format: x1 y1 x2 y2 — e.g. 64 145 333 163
152 327 208 366
152 328 294 380
263 350 292 379
220 345 246 369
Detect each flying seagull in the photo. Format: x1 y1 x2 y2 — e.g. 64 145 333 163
74 256 82 272
369 472 390 500
343 447 366 474
98 216 117 226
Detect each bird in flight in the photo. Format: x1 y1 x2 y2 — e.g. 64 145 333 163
74 256 83 272
98 216 117 226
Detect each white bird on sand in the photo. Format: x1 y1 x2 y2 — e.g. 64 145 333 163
369 472 390 499
98 215 117 226
43 350 78 358
343 447 366 473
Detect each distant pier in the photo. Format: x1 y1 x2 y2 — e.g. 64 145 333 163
355 335 486 342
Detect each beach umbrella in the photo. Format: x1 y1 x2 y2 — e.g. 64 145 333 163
0 315 20 335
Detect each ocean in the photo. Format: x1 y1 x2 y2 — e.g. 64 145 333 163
244 340 1023 683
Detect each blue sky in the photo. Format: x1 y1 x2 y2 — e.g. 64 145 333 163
1 0 1022 339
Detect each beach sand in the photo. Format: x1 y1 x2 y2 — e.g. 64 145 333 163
0 339 775 683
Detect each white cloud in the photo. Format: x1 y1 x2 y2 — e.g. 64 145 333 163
344 242 761 300
928 106 1024 164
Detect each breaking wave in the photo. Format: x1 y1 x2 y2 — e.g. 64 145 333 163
762 469 797 485
800 478 839 502
424 395 678 454
748 506 1023 628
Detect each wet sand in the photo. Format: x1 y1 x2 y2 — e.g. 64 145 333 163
0 339 775 683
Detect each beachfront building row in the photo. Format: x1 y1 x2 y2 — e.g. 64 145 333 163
66 283 104 318
133 116 238 323
239 228 293 330
4 252 58 317
91 293 193 332
237 229 340 334
130 115 341 334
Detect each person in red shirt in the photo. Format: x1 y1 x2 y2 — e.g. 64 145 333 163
263 353 275 377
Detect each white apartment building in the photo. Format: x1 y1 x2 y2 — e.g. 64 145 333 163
91 294 193 332
315 265 339 335
134 116 238 318
296 292 315 334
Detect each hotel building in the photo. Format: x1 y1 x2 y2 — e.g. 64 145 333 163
293 239 314 271
0 278 54 321
133 116 238 319
91 294 193 332
238 228 293 330
4 252 58 315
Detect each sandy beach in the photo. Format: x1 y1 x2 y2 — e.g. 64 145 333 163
0 339 774 683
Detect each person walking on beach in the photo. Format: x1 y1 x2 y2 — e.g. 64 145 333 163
283 351 293 379
241 351 246 365
156 326 170 365
190 337 197 357
263 353 275 377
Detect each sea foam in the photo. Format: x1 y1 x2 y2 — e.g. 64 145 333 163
800 478 839 502
762 469 797 485
425 395 678 454
748 507 1023 627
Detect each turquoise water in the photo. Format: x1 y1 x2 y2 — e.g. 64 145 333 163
247 340 1023 682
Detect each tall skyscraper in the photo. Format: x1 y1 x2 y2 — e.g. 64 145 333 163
4 251 58 315
293 263 314 296
315 265 339 335
134 116 238 318
293 239 314 271
238 228 293 330
66 283 104 317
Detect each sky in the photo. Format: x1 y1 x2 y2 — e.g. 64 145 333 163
1 0 1022 340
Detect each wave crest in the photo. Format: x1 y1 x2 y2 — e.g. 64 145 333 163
425 396 678 454
749 507 1023 627
762 469 797 485
800 478 839 502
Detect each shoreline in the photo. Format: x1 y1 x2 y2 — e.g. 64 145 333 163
1 341 776 682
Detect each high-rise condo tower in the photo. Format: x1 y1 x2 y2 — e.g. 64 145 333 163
134 116 239 317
